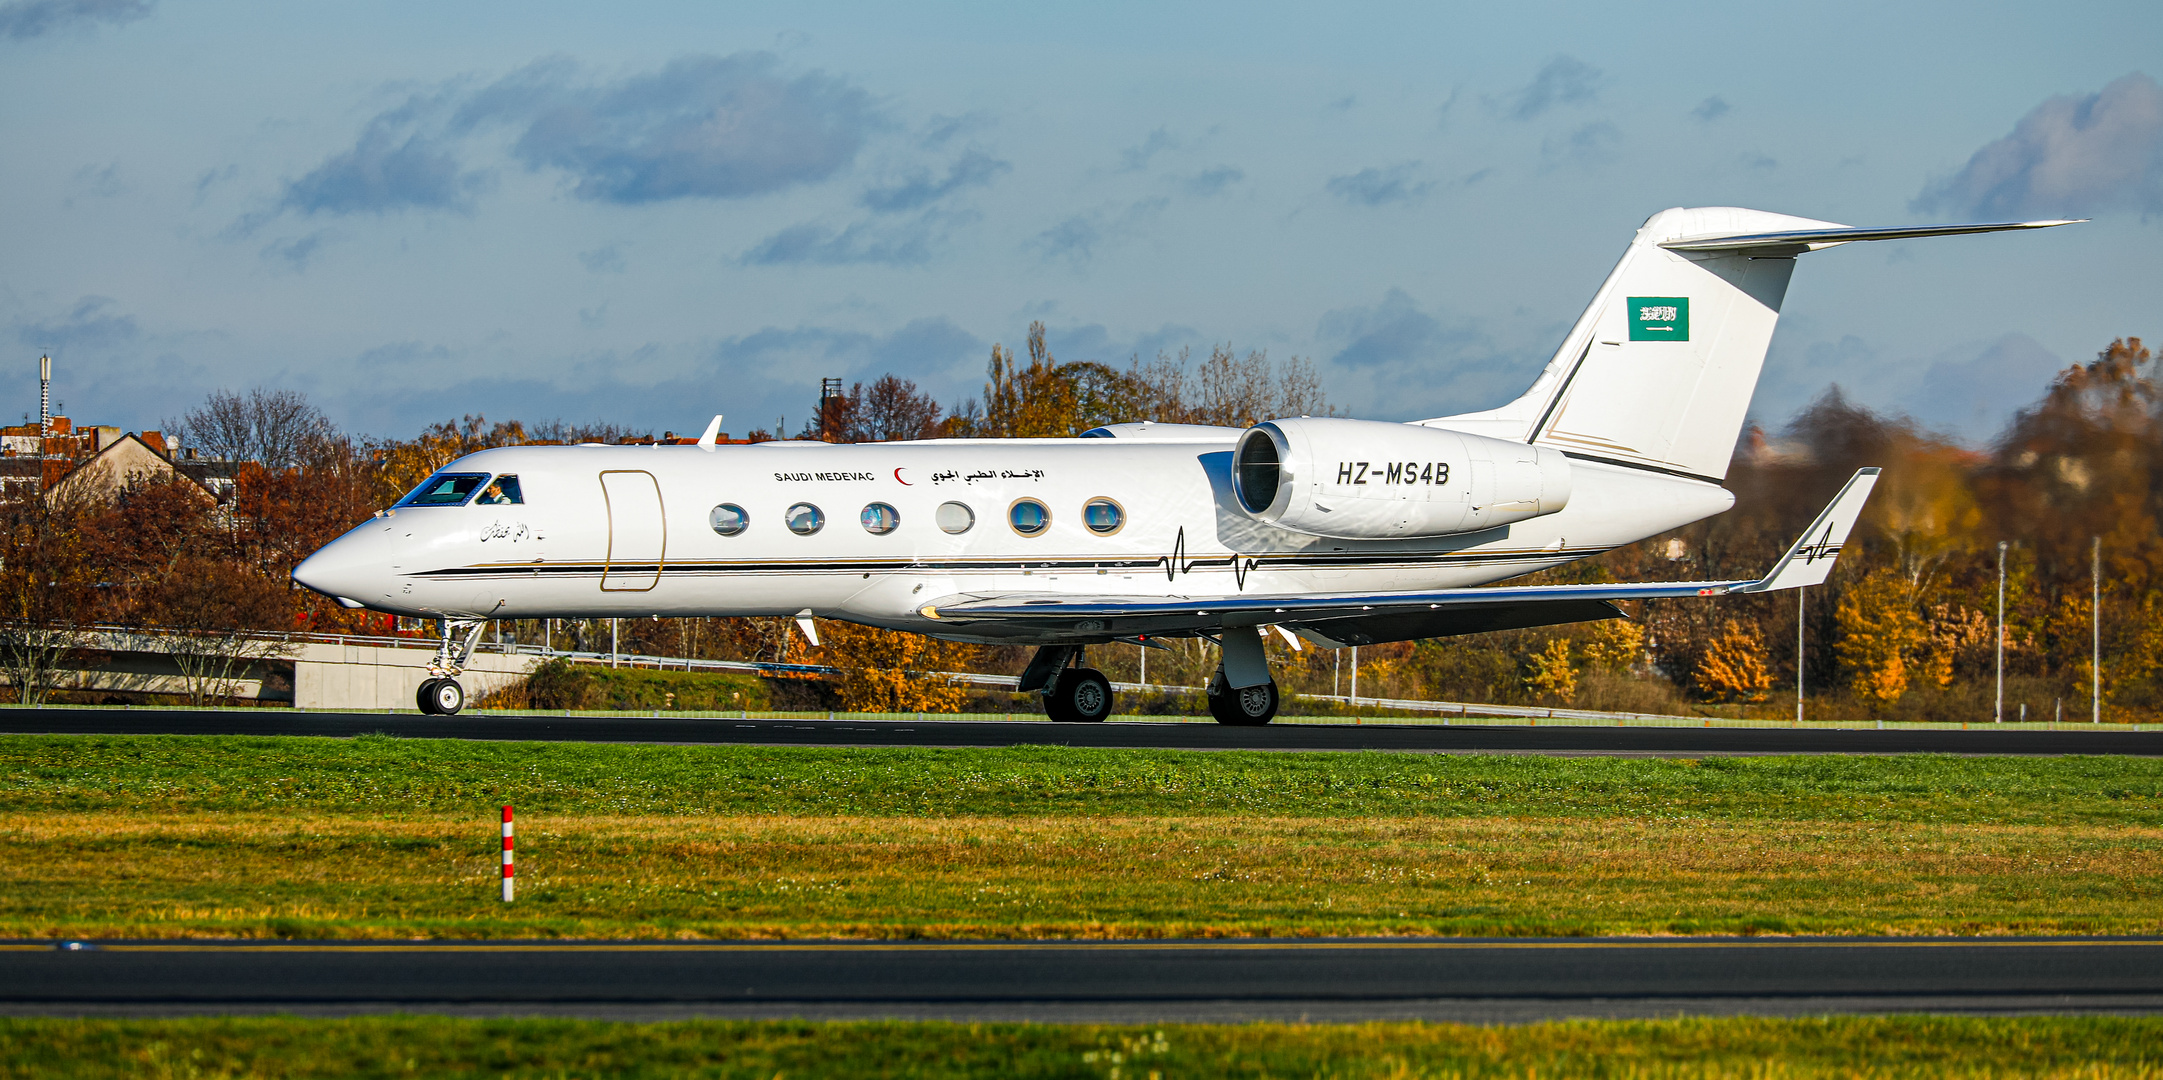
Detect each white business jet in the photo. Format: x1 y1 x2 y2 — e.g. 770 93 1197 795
293 207 2075 719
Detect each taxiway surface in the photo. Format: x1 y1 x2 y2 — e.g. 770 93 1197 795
3 706 2160 755
5 937 2160 1022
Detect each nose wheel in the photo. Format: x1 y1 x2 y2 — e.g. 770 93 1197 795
417 617 487 715
417 677 465 715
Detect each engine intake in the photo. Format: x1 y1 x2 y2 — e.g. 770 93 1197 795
1232 417 1571 539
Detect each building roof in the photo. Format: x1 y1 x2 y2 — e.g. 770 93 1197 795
43 432 219 505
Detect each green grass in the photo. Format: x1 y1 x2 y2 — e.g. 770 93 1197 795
7 811 2155 939
6 734 2161 823
3 735 2161 940
2 1016 2159 1078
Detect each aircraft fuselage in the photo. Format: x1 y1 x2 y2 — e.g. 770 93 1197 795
295 436 1733 644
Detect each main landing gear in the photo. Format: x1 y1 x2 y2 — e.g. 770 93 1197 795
1019 626 1283 726
417 618 487 715
1018 645 1115 723
1204 626 1279 726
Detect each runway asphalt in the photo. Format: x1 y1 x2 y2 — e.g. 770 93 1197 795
3 706 2161 755
5 937 2160 1022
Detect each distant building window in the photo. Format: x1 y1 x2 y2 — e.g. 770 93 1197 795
709 503 749 536
398 472 489 507
786 503 825 536
861 502 900 534
475 475 523 505
936 502 975 534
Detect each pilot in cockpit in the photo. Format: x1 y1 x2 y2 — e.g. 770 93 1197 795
474 475 523 505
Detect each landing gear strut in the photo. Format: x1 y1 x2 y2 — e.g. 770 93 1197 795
417 618 487 715
1020 645 1114 723
1206 626 1279 725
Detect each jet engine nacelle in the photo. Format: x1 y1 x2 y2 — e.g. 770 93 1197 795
1232 417 1572 539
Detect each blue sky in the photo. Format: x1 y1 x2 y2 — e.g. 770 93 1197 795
3 0 2158 445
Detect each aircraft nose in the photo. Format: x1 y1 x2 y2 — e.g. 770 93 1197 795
292 536 375 608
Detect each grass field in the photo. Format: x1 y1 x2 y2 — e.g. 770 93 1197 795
4 735 2160 939
6 811 2159 939
2 1015 2160 1078
9 734 2161 822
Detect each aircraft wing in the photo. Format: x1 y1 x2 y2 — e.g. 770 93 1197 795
919 468 1879 647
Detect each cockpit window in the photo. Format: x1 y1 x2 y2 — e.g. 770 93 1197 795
398 472 490 507
475 475 523 505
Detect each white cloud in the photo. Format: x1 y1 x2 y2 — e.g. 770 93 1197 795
1915 72 2163 219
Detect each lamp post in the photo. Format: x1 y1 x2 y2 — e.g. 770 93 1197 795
1995 541 2007 724
2093 536 2102 723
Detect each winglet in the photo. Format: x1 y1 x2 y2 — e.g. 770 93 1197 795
1736 468 1881 593
697 414 724 453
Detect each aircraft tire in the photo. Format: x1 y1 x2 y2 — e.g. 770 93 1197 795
424 678 465 716
1045 667 1114 723
416 678 443 715
1207 675 1278 726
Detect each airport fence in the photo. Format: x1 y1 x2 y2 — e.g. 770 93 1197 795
15 625 2159 731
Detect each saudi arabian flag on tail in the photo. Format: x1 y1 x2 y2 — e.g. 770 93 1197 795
1629 296 1689 341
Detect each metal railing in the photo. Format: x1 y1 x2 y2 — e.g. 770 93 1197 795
44 623 2154 731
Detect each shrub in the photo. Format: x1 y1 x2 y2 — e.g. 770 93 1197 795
518 658 771 712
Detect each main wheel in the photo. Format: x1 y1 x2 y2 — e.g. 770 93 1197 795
1044 667 1114 723
425 678 466 716
416 677 443 715
1207 672 1278 726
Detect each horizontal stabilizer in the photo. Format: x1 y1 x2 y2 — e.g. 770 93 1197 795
1734 468 1879 593
1661 219 2081 254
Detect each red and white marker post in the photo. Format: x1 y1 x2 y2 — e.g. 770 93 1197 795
501 805 515 902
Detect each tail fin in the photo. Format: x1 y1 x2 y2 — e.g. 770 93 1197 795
1424 207 2077 482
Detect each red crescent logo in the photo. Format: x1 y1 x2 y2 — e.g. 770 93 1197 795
894 467 912 485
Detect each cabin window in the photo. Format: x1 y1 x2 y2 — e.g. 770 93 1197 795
861 502 900 534
475 475 524 505
936 502 974 534
1008 498 1050 537
1082 497 1125 535
709 503 749 536
397 472 489 507
785 503 825 536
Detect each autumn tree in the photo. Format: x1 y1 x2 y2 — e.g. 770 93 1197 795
1836 568 1924 703
1521 637 1576 702
965 322 1333 437
1694 619 1773 703
168 387 336 469
141 555 296 705
0 494 94 704
818 622 969 712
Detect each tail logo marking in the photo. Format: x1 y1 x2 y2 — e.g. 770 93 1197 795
1628 296 1691 341
1801 522 1839 563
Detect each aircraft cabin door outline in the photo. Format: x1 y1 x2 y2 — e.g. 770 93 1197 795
599 470 665 591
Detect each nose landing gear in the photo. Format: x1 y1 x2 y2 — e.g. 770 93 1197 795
417 618 488 715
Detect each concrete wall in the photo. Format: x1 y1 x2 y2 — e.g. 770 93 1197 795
290 639 538 710
6 631 542 712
